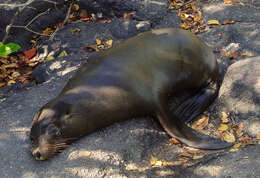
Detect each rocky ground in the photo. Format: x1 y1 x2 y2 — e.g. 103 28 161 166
0 0 259 177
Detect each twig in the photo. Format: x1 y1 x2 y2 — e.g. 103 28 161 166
49 2 73 40
0 0 34 8
1 0 60 43
2 0 33 43
9 9 52 37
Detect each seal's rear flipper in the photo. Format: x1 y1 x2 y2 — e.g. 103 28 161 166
171 82 219 123
157 89 233 150
157 110 234 149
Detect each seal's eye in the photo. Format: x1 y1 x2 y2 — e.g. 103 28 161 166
65 110 70 115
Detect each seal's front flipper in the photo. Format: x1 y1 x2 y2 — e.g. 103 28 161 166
157 97 233 149
171 82 219 123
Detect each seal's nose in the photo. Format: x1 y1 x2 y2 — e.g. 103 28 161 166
33 151 41 160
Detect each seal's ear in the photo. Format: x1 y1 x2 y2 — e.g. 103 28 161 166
47 124 61 136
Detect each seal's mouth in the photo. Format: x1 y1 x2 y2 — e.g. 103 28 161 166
31 138 76 160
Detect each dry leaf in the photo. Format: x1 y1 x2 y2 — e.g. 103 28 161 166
236 122 243 137
24 87 31 90
229 148 239 152
4 63 19 68
7 80 16 85
223 131 236 143
218 124 229 131
71 28 81 34
0 58 9 64
222 20 235 25
81 151 91 157
178 152 192 158
169 138 180 144
24 48 36 59
256 133 260 144
11 71 21 78
221 112 229 123
105 40 113 47
19 76 31 83
123 12 136 19
58 50 68 58
192 155 204 160
73 4 79 11
233 143 241 148
0 82 6 87
83 45 99 53
178 158 188 163
96 39 102 45
45 56 55 61
224 0 233 4
188 150 199 154
207 20 220 25
240 134 254 145
43 28 54 35
150 156 158 166
192 116 209 130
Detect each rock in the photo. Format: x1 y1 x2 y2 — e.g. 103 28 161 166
217 57 260 121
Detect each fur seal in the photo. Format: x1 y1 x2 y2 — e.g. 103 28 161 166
30 28 233 160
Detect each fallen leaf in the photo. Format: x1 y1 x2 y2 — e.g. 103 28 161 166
0 58 9 64
19 76 31 83
178 158 188 163
105 40 113 47
235 122 243 137
221 112 229 123
178 152 192 158
11 71 21 78
83 45 99 53
123 11 136 19
224 0 233 4
192 154 205 160
0 82 6 87
256 133 260 145
180 23 191 30
4 63 19 68
207 20 220 25
223 131 236 143
233 143 241 148
73 4 79 11
58 50 68 58
24 48 36 59
188 150 199 154
24 87 31 90
169 138 180 144
43 28 54 35
222 20 235 25
81 151 91 157
150 156 158 166
71 28 81 34
7 80 16 85
96 39 102 45
240 134 254 145
192 116 209 130
229 148 239 152
218 124 229 131
45 56 55 61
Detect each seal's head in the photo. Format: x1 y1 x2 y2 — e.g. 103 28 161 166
30 101 75 160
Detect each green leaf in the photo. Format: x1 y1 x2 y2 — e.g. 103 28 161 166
5 43 21 52
0 43 21 57
0 42 3 47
